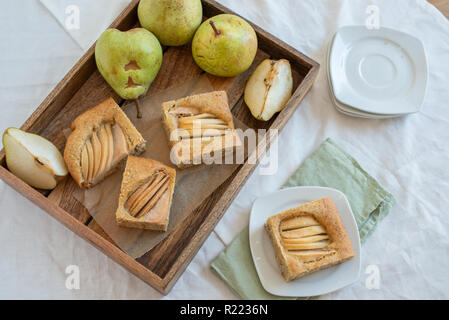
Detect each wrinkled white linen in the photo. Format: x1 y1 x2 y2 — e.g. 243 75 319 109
0 0 448 299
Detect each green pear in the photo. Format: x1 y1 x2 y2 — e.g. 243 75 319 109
192 14 258 77
95 28 163 102
3 128 68 190
138 0 202 46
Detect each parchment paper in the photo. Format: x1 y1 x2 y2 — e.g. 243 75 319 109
75 76 247 258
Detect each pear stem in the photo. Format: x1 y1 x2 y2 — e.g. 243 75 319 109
209 21 221 36
134 99 142 119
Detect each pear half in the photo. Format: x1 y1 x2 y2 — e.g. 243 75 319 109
3 128 68 190
244 59 293 121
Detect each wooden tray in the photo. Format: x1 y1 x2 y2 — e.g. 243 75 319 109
0 0 319 294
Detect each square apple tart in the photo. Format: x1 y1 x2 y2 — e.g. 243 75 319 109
161 91 241 168
64 98 146 189
265 197 355 282
116 156 176 231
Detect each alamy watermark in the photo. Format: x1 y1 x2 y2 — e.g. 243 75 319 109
365 5 380 30
65 5 80 30
65 265 80 290
365 264 381 290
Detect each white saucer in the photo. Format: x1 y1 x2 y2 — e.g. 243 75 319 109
329 26 428 115
327 33 406 119
249 187 361 297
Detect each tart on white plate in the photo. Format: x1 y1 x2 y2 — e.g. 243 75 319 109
265 197 355 282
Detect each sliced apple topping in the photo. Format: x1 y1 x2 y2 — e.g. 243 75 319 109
124 172 170 219
175 113 230 139
279 215 335 258
80 123 129 183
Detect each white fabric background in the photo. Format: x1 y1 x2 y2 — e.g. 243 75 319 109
0 0 448 299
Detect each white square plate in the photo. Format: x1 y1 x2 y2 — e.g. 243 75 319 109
329 26 428 115
249 187 361 297
327 34 402 119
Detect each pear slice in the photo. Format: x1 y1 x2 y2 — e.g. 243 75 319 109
3 128 68 190
201 124 229 130
178 114 225 124
244 59 293 121
179 121 229 131
135 179 169 219
169 107 200 116
178 113 214 120
124 176 156 212
280 215 319 231
282 240 330 251
111 123 128 162
128 174 167 217
96 125 109 176
175 128 228 139
128 174 165 214
130 176 168 217
281 225 327 239
288 249 335 259
105 123 114 169
85 139 94 182
90 130 102 178
282 235 329 244
81 145 89 181
178 120 227 129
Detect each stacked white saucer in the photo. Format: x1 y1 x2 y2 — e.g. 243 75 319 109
327 26 428 119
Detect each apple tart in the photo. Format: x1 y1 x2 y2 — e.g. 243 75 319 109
161 91 241 168
64 98 146 189
265 197 354 282
116 156 176 231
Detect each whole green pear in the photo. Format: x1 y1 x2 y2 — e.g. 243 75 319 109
192 14 258 77
95 28 163 101
138 0 202 46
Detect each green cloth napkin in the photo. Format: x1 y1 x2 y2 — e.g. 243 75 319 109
211 138 395 300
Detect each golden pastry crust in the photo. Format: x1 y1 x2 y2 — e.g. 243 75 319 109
64 98 146 189
161 91 241 169
265 197 355 282
116 156 176 231
163 91 234 131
